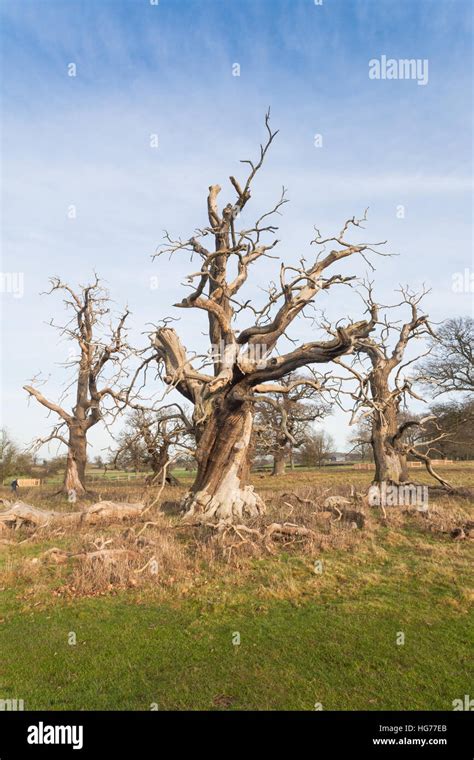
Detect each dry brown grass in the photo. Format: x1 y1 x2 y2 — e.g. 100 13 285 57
1 467 472 601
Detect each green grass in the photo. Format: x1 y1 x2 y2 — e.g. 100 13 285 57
1 467 472 710
6 462 472 488
1 536 472 711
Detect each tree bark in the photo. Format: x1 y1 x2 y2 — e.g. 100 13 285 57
370 391 407 485
146 446 180 487
399 452 409 482
371 427 404 483
183 402 265 522
62 427 88 496
272 449 287 476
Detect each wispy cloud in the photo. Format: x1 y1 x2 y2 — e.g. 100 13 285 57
1 0 472 450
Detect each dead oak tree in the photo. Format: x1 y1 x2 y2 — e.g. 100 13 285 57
150 114 386 522
24 276 131 496
254 374 330 475
332 284 451 487
113 405 194 486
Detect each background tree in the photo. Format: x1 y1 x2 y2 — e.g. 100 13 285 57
332 284 435 485
111 422 146 474
0 430 36 484
174 453 196 472
0 429 19 484
40 455 67 479
151 114 384 522
347 417 373 461
298 430 335 468
113 405 194 485
254 374 330 475
23 276 131 497
416 399 474 461
416 317 473 395
348 409 422 463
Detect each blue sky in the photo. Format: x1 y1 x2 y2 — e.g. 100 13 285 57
1 0 472 455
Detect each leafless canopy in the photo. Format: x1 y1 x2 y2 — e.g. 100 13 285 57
331 282 434 423
112 404 194 484
23 276 132 492
416 316 473 396
329 283 456 488
151 113 386 422
254 374 330 458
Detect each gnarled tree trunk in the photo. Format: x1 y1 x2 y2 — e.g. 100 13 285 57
183 401 265 522
146 445 180 486
371 426 404 483
272 448 287 476
151 115 382 525
62 427 88 496
370 393 408 485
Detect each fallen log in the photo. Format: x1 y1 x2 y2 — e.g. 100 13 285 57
265 522 317 540
0 502 57 530
323 495 352 509
28 547 140 566
81 501 143 524
0 501 144 532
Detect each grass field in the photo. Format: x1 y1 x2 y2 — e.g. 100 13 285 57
0 466 472 711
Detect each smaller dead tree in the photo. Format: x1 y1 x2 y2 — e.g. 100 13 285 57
331 284 451 487
113 405 194 486
254 375 330 475
23 276 132 497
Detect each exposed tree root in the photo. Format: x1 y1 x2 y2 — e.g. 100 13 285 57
279 492 366 529
147 472 180 487
450 522 474 541
280 493 314 507
182 485 266 523
209 520 316 542
196 520 321 562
